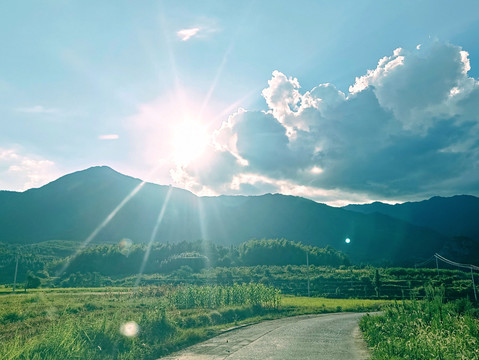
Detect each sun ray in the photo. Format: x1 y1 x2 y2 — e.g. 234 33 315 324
134 186 173 288
57 180 147 277
196 197 214 278
57 164 168 277
158 8 190 122
199 43 234 121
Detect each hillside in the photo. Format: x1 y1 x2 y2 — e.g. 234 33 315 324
344 195 479 241
0 166 458 264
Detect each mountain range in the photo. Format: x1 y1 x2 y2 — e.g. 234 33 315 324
1 166 478 265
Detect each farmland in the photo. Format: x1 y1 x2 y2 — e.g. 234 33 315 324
0 285 389 360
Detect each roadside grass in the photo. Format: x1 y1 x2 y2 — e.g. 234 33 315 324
360 287 479 360
281 296 391 315
0 285 387 360
0 286 130 294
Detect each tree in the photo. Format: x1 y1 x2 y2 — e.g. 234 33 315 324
373 269 381 298
25 273 41 290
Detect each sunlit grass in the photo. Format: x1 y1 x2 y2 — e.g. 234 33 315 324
360 287 479 359
281 295 392 314
0 285 387 359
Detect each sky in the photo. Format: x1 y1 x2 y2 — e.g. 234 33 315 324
1 0 479 206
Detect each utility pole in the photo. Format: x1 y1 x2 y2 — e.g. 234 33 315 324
13 256 19 293
471 268 477 302
306 252 310 297
435 256 439 276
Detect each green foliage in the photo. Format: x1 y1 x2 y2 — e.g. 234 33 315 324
1 239 352 287
2 240 477 301
238 238 350 267
360 289 479 359
26 273 41 289
168 283 281 310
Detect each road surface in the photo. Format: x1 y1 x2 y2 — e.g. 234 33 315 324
160 312 371 359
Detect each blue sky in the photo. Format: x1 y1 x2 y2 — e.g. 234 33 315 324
1 1 479 205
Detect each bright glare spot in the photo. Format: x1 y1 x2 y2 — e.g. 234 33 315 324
172 120 209 166
310 166 323 174
120 321 139 337
98 134 119 140
345 238 351 244
177 27 200 41
119 238 132 255
449 87 461 97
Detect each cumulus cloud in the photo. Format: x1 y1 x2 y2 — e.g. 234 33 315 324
172 41 479 203
0 148 60 191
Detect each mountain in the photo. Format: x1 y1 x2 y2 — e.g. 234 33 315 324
343 195 479 241
0 166 459 264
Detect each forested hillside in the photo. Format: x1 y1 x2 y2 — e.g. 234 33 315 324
344 195 479 240
0 166 462 265
0 238 349 284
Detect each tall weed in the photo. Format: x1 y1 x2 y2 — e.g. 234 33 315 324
360 288 479 359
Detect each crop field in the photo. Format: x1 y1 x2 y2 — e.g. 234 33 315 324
0 284 387 360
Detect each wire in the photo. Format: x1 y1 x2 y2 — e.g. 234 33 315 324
414 256 435 268
434 253 479 272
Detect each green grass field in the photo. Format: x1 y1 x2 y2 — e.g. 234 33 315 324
0 285 388 360
281 295 391 314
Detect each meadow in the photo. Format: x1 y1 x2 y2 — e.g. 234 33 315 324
0 284 389 360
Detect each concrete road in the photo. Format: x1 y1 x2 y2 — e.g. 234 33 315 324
160 312 371 360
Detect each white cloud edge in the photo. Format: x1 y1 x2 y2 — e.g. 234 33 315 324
98 134 120 140
0 147 60 191
15 105 59 114
177 27 201 41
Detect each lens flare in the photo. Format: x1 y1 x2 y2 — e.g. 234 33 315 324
120 321 139 337
119 238 133 256
345 238 351 244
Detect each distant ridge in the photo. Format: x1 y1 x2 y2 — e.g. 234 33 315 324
1 166 476 265
343 195 479 241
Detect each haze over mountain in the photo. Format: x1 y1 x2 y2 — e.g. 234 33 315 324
1 166 476 265
344 196 479 241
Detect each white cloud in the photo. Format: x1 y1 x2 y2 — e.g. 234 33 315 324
171 41 479 202
349 42 477 132
98 134 119 140
0 147 60 191
16 105 59 114
177 27 201 41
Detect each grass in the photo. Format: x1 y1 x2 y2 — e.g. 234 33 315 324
0 286 130 294
0 285 387 359
281 295 391 314
360 287 479 359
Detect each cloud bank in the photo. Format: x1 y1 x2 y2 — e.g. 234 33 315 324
174 41 479 204
0 148 60 191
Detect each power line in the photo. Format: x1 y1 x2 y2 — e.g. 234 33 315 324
414 256 435 268
434 253 479 272
434 253 478 301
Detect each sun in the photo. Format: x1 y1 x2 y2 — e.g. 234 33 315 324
171 120 209 166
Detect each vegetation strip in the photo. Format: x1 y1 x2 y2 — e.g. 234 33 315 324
360 286 479 360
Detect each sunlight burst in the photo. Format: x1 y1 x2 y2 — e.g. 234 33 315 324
171 120 209 166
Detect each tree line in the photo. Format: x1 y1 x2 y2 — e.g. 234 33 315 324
0 238 350 284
